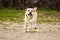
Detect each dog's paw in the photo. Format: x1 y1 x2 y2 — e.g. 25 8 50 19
30 28 37 32
24 29 30 32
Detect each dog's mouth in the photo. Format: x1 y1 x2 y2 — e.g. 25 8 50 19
28 12 32 16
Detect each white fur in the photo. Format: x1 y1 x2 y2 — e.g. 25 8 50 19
24 8 37 32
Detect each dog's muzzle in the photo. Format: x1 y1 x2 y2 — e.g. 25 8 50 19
28 12 32 16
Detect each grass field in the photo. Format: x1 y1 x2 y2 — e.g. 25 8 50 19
0 9 60 23
0 9 25 22
37 10 60 23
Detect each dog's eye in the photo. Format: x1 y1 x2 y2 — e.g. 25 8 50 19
28 10 30 11
31 10 33 12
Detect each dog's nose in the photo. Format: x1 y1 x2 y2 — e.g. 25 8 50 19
28 12 32 16
29 12 31 14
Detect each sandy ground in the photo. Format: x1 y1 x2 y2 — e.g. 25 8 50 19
0 21 60 40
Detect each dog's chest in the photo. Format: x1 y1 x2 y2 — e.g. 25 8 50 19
26 12 37 22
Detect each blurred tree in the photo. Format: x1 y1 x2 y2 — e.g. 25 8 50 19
0 0 60 10
2 0 10 8
47 0 60 10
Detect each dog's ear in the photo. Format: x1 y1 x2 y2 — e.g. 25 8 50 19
33 7 37 11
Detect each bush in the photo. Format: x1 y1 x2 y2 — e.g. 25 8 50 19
42 6 51 10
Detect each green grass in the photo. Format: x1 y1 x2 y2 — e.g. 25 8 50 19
37 10 60 23
0 9 25 22
0 9 60 23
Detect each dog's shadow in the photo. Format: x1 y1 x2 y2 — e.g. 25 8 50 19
25 29 38 33
25 31 37 33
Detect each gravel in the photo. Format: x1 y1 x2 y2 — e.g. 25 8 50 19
0 21 60 40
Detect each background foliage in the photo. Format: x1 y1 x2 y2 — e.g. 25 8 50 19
0 0 60 10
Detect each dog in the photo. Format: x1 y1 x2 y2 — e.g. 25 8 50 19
24 7 37 32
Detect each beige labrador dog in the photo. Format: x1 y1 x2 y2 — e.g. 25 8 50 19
24 7 37 32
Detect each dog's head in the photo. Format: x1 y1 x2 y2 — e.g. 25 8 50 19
26 8 33 16
26 7 37 16
25 7 37 20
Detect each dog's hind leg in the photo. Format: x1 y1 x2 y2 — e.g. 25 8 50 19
32 22 38 32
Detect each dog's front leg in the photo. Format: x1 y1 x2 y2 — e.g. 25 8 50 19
24 21 27 30
24 14 28 32
24 22 32 32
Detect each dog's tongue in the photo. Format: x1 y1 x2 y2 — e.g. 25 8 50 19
28 12 32 16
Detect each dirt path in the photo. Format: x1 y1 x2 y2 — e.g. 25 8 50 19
0 29 60 40
0 21 60 40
